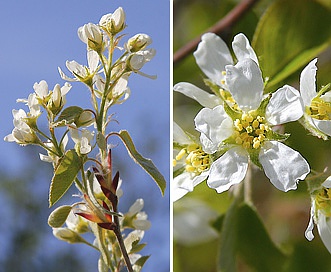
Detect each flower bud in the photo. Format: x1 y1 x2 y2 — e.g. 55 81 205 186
127 49 156 71
99 7 126 35
78 23 104 53
126 34 152 52
52 227 86 244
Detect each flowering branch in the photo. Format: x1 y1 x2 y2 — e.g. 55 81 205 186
5 6 165 272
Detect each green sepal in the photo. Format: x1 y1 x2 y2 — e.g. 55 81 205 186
52 106 84 127
266 129 290 142
203 78 222 97
255 94 271 116
49 149 82 207
299 116 328 140
223 100 242 121
114 130 166 195
248 148 262 169
48 205 72 228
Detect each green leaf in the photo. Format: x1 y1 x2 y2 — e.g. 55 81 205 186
134 255 150 268
53 106 84 127
114 130 166 195
252 0 331 91
49 149 81 207
48 205 72 228
218 201 287 272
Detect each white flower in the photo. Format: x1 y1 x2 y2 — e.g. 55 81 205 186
305 177 331 253
4 109 38 145
175 33 310 194
126 199 151 230
300 58 331 139
78 23 103 52
172 122 210 201
33 80 71 111
58 51 99 85
69 126 94 155
99 7 126 34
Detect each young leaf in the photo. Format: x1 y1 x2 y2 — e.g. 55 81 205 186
49 149 81 207
113 130 166 195
48 205 72 228
252 0 331 91
53 106 84 127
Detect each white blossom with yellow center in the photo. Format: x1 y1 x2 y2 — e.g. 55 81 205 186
306 177 331 254
173 122 210 201
300 58 331 139
174 32 310 194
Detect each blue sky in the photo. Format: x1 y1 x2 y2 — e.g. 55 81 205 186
0 0 170 271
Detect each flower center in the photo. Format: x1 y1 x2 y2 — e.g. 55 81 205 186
232 112 270 150
174 143 210 174
315 187 331 217
308 97 331 120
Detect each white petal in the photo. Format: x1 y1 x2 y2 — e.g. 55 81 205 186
207 147 248 193
193 33 233 85
33 80 49 98
87 50 99 71
322 177 331 188
173 122 193 145
305 204 315 241
300 58 317 106
173 172 195 192
174 82 221 108
225 59 264 111
194 105 233 153
232 33 258 65
259 141 310 192
312 119 331 136
266 85 304 125
317 212 331 254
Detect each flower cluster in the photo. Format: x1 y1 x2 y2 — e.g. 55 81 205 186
4 7 165 272
173 32 331 253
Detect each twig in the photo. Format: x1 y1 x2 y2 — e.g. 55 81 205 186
173 0 259 65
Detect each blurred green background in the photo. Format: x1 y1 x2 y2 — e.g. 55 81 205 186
173 0 331 271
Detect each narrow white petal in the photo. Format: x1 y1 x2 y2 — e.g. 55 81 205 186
194 105 233 152
305 204 315 241
312 119 331 136
232 33 259 65
173 172 195 192
207 147 248 193
300 58 317 106
173 122 193 145
174 82 221 108
259 141 310 192
225 59 264 111
193 33 233 85
87 50 99 71
266 85 304 125
317 212 331 254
